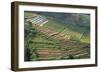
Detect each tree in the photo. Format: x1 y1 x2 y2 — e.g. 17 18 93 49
24 21 38 61
68 55 75 59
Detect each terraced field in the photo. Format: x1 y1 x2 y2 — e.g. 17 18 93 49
30 22 90 60
24 12 90 61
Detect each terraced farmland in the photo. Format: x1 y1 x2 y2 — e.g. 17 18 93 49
24 11 90 61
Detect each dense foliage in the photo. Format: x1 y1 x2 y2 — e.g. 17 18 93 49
24 21 38 61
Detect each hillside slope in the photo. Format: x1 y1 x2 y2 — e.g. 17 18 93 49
24 11 90 61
